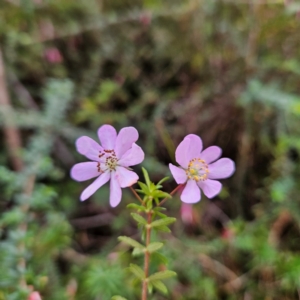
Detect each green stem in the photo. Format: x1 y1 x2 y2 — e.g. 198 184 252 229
19 175 35 289
142 211 152 300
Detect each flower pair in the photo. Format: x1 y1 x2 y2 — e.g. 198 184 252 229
71 125 235 206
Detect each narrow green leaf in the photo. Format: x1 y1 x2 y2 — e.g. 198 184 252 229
146 198 153 210
111 296 128 300
128 264 145 280
132 247 145 256
148 282 153 294
153 207 167 211
131 213 147 225
148 270 177 281
154 197 160 206
147 242 164 253
152 280 168 294
154 211 168 219
152 252 169 265
137 181 149 193
156 176 170 186
154 191 171 199
127 203 146 212
142 167 151 187
150 217 176 228
149 182 157 192
118 236 145 249
154 226 171 233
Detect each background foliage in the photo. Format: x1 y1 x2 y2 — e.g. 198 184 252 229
1 0 300 299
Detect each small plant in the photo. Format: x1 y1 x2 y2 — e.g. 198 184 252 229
71 125 235 300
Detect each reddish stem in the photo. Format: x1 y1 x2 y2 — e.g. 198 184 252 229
142 212 152 300
158 184 183 207
129 186 144 204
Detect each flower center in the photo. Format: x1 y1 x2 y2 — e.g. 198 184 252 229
98 149 118 172
186 158 209 181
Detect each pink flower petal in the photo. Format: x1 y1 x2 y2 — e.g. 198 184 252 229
70 162 101 182
110 173 122 207
181 179 201 203
175 134 203 168
118 143 144 167
169 163 187 184
115 126 139 158
200 146 222 164
80 172 110 201
76 136 103 161
115 166 139 188
97 125 117 149
198 179 222 198
208 158 235 179
28 292 42 300
180 203 194 225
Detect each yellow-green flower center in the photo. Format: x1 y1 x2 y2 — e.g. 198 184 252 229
186 158 209 181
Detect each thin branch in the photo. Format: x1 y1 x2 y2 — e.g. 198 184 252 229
129 186 144 204
142 212 152 300
158 184 183 207
0 49 23 171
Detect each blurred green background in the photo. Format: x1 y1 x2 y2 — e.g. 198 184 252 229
1 0 300 299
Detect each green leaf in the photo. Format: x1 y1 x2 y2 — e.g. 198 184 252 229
148 281 153 294
1 208 25 226
137 181 149 193
147 242 164 253
111 296 128 300
142 167 151 187
154 226 171 233
148 270 177 281
154 211 168 219
156 176 170 186
152 280 168 294
131 213 147 225
132 247 145 256
146 198 153 210
150 217 176 228
153 207 167 211
153 191 171 199
118 236 144 249
152 252 169 265
128 264 145 280
127 203 146 212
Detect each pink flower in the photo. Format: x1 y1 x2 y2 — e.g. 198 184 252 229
28 292 42 300
169 134 235 203
44 47 63 64
71 125 144 206
180 203 194 225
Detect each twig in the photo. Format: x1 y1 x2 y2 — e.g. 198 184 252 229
142 212 152 300
129 186 144 204
0 49 23 171
158 184 183 207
